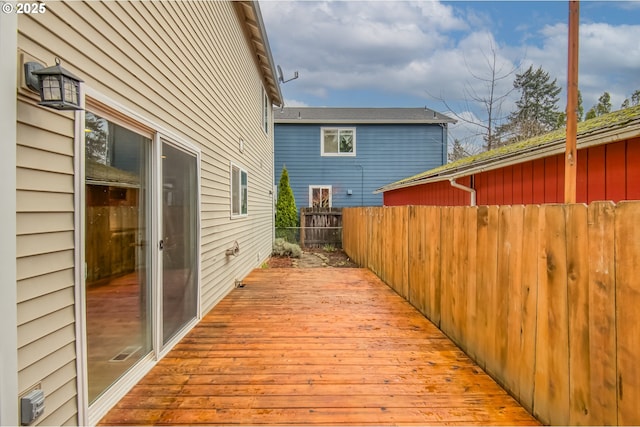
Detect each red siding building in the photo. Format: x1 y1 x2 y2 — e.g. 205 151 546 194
378 106 640 206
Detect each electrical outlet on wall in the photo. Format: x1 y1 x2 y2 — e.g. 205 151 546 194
20 385 45 425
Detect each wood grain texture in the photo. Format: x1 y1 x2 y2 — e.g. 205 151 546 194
586 202 617 425
99 268 538 426
615 202 640 425
533 205 569 425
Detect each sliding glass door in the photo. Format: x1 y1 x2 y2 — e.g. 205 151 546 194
84 110 200 406
161 141 199 345
85 112 152 403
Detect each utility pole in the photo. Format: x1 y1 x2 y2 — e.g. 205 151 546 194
565 0 579 203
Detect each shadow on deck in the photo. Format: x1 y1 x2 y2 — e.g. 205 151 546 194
99 268 539 425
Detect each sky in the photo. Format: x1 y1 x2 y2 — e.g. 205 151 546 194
259 0 640 150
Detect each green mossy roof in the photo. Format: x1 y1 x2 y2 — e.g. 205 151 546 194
387 104 640 189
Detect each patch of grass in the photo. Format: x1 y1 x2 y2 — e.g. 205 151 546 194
323 244 336 252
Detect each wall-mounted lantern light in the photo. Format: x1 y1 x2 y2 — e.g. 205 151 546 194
24 58 83 111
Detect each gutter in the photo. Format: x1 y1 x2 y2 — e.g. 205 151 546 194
274 119 456 125
449 178 476 206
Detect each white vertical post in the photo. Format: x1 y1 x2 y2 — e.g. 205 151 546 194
0 6 19 426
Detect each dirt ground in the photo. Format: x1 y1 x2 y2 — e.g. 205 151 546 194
266 247 359 268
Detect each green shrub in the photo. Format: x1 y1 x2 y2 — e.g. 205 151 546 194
272 238 302 258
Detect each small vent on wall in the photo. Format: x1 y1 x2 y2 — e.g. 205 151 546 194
109 346 141 362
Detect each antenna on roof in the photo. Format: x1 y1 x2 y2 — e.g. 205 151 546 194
277 65 299 84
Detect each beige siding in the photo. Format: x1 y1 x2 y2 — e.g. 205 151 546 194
18 0 276 423
16 76 76 423
17 212 74 235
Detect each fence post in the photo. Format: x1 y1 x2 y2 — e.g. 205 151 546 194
300 209 305 247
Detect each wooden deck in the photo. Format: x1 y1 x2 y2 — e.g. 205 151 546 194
99 268 540 426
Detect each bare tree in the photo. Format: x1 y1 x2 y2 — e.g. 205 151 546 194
430 39 519 153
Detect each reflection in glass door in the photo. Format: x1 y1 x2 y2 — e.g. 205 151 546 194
161 141 198 345
84 112 152 403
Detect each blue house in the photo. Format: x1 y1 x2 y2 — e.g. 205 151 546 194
274 107 456 207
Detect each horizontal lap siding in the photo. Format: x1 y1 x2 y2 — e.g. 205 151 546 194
276 124 445 208
16 90 77 425
18 1 274 422
384 138 640 206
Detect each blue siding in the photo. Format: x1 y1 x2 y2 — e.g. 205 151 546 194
274 124 446 208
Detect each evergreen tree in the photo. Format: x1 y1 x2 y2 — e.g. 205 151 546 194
577 90 584 121
275 165 298 229
621 89 640 109
557 89 584 128
586 91 613 119
448 139 468 162
495 65 562 145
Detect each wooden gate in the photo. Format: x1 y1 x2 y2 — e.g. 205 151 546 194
300 207 342 248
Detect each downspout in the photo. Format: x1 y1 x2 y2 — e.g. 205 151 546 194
355 164 364 206
449 177 476 206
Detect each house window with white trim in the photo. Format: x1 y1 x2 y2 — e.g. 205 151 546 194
231 163 248 216
309 185 332 207
321 128 355 156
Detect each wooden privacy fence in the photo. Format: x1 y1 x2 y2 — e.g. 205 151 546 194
300 207 342 248
343 202 640 426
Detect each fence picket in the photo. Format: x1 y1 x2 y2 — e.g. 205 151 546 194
566 203 591 425
426 207 442 326
517 204 539 413
503 205 525 398
440 207 455 341
615 202 640 425
533 204 570 425
464 206 479 361
585 201 617 425
407 207 427 314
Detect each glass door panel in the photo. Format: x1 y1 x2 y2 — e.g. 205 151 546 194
85 112 152 403
161 141 198 345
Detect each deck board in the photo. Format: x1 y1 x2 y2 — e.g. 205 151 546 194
99 268 539 426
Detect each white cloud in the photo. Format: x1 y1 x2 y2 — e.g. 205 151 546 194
282 98 310 107
261 0 640 145
522 21 640 110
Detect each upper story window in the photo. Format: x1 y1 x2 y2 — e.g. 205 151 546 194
231 163 248 217
262 87 269 134
321 128 355 156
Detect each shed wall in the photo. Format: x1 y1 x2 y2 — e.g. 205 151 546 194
384 138 640 206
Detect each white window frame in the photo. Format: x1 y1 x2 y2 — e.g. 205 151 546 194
321 127 356 157
309 185 332 207
230 162 248 217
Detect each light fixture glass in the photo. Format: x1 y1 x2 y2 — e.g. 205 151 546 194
29 58 83 111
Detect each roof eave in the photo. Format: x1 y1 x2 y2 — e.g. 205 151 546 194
235 1 283 107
